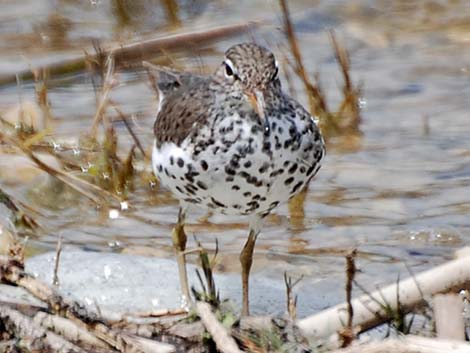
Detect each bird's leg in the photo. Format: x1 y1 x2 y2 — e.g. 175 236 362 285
240 215 263 316
171 207 191 307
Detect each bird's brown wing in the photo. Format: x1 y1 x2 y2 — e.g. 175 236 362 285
154 79 215 147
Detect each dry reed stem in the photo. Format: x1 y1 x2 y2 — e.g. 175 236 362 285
284 272 303 321
279 0 327 116
329 30 361 132
90 55 115 138
196 301 243 353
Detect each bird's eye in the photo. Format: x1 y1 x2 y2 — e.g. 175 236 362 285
224 59 237 80
225 63 234 77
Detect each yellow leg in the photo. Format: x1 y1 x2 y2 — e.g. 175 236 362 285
171 207 191 307
239 215 263 316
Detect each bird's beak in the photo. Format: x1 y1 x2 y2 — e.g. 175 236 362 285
247 89 266 120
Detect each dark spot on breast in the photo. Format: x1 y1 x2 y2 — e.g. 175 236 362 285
210 197 226 208
184 184 198 195
303 143 314 153
258 162 270 174
313 130 320 141
262 141 271 152
246 201 260 210
307 163 317 176
288 163 298 174
169 156 174 165
239 171 249 179
289 125 296 137
232 185 240 190
177 158 184 168
200 160 208 171
196 181 207 190
252 194 261 200
157 164 163 173
291 181 304 194
243 191 251 197
251 125 261 134
225 165 236 176
284 177 294 185
244 161 252 168
269 169 284 178
226 176 234 182
230 159 240 169
299 166 306 174
269 201 280 209
314 149 323 160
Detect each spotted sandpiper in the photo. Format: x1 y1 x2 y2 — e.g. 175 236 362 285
148 43 325 315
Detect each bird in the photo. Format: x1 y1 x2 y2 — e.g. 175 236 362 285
147 43 325 316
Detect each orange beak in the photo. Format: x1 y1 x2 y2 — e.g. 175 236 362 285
247 89 266 120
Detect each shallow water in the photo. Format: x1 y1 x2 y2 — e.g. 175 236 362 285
1 0 469 316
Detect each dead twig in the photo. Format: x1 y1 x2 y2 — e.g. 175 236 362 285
112 104 147 158
0 130 121 205
33 311 109 350
284 272 303 321
339 249 357 347
1 259 173 353
0 305 89 353
53 234 63 287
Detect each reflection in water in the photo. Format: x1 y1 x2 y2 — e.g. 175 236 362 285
160 0 181 27
39 12 72 48
112 0 133 29
288 187 307 232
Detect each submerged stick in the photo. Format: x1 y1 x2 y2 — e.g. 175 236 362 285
0 22 257 85
297 251 470 338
